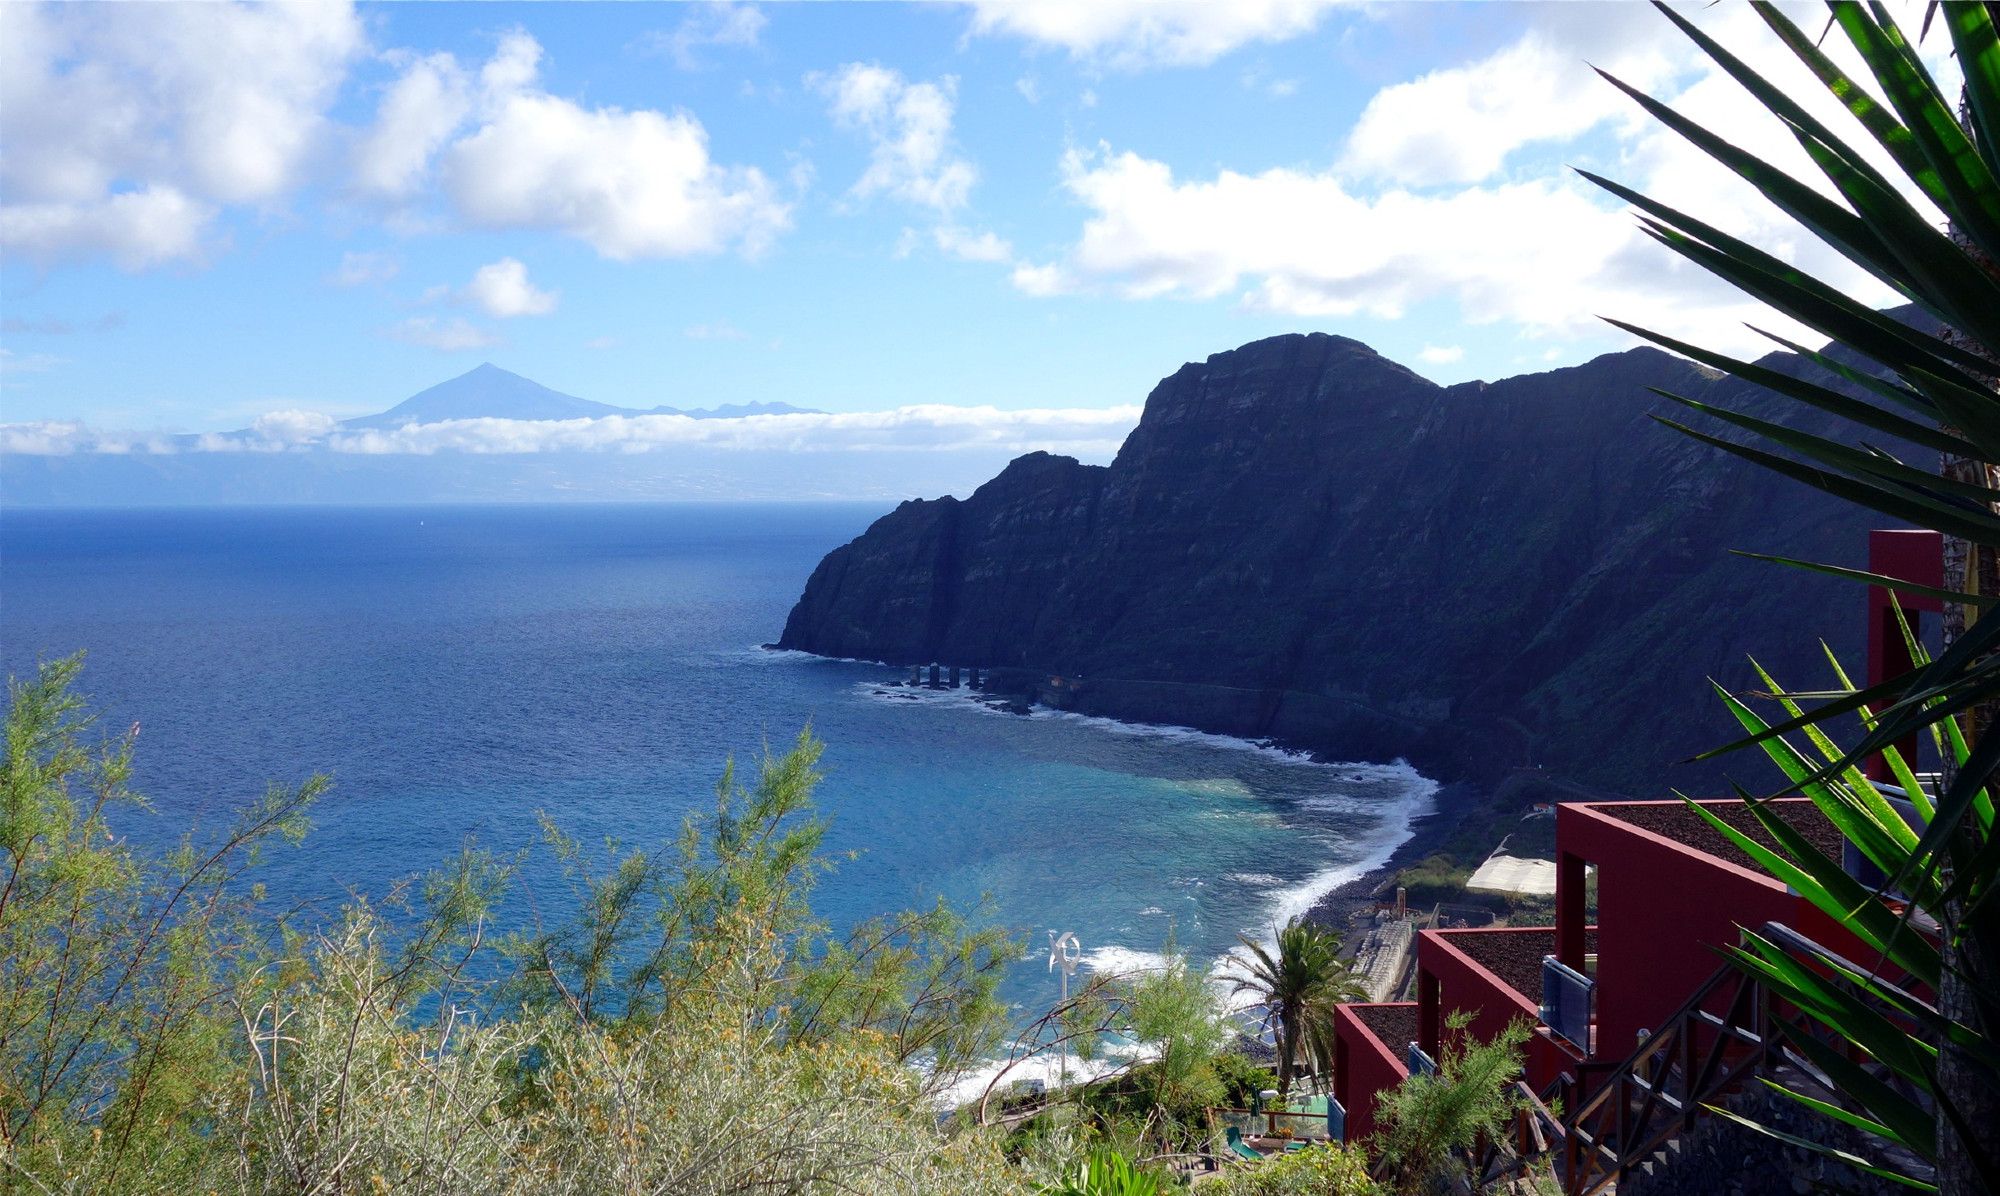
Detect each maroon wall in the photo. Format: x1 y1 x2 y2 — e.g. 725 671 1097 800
1557 801 1808 1057
1418 926 1573 1091
1332 1003 1412 1145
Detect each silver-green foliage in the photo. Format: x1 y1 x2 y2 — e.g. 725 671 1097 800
0 656 1028 1196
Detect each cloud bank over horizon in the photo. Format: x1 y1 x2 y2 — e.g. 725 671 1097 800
1 402 1145 460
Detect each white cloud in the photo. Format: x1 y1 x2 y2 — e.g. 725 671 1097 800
1340 15 1679 186
962 0 1345 69
439 34 790 260
684 321 750 341
250 409 338 443
386 316 501 352
5 405 1145 458
0 187 215 272
933 225 1013 263
1010 144 1776 346
0 421 171 456
351 51 471 200
1013 5 1964 359
329 249 401 287
642 2 767 70
325 404 1144 456
0 1 362 268
815 64 974 214
585 336 618 351
1417 345 1463 365
463 257 558 317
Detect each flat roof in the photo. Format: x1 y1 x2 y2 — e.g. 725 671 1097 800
1466 854 1561 896
1350 1003 1419 1056
1589 799 1845 872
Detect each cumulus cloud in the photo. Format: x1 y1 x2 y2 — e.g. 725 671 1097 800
1011 5 1963 359
433 35 790 260
386 316 501 352
0 187 215 272
641 2 766 71
1340 13 1679 187
329 249 401 287
463 257 558 317
4 405 1144 458
962 0 1345 69
815 63 976 215
1012 144 1762 343
351 51 472 200
0 1 362 268
1417 345 1463 365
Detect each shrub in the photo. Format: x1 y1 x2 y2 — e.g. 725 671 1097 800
1204 1142 1380 1196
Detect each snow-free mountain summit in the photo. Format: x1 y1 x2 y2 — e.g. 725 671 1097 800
341 364 820 429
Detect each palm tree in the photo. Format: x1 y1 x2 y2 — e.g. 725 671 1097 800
1226 917 1369 1100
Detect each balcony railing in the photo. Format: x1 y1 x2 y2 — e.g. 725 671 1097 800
1541 955 1594 1050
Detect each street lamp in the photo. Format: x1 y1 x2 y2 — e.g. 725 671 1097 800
1048 930 1081 1090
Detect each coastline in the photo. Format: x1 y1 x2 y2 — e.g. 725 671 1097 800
1299 780 1481 930
849 670 1482 935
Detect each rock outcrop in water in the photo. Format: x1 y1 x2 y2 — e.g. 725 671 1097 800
777 332 1893 793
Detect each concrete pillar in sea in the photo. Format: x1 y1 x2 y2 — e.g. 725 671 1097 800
949 665 961 689
909 665 923 686
928 664 942 687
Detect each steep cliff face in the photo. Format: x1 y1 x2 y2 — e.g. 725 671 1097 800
777 332 1886 793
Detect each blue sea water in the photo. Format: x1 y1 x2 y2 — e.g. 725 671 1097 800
0 503 1432 1017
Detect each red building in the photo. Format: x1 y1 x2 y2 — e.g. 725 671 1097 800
1327 530 1942 1161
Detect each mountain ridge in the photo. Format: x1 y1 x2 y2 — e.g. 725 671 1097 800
774 330 1894 795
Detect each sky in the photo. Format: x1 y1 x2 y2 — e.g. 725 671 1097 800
0 0 1960 465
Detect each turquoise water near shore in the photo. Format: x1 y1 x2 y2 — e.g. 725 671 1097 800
0 503 1433 1014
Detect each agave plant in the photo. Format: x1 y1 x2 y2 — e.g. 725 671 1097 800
1041 1149 1167 1196
1686 644 1992 1190
1225 918 1369 1100
1596 4 1999 1192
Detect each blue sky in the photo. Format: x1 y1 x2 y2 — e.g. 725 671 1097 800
0 1 1946 448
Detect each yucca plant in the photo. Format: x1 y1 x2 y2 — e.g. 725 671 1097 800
1595 4 1999 1192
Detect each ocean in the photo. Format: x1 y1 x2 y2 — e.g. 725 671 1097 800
0 503 1433 1023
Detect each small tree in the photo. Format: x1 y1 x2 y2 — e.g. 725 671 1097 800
1369 1014 1530 1196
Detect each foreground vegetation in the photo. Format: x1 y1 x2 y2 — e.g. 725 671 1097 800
1 655 1031 1194
3 656 1530 1195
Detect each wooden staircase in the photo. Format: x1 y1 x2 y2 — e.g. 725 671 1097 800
1468 922 1928 1195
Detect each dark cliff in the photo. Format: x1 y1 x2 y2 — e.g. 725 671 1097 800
777 332 1891 794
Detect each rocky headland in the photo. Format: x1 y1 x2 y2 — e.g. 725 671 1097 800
776 330 1890 803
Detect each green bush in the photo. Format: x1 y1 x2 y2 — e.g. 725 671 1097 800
1211 1051 1278 1109
1204 1142 1380 1196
